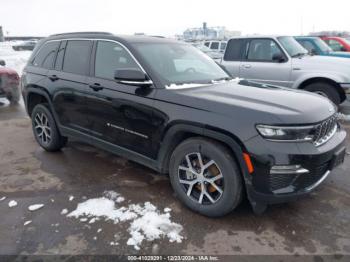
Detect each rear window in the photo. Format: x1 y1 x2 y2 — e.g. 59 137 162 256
62 40 92 75
32 41 59 69
224 39 244 61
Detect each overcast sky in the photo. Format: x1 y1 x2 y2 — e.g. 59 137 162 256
1 0 349 37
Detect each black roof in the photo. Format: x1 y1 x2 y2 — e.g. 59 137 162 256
47 31 179 44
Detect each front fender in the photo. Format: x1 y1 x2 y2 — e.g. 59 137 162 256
292 72 348 89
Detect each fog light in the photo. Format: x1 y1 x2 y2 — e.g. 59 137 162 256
270 165 309 175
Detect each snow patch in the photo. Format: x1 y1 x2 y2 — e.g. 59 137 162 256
28 204 44 211
8 200 17 207
67 193 183 250
0 196 6 201
0 42 31 75
61 209 68 215
24 220 32 226
69 196 74 201
165 83 207 90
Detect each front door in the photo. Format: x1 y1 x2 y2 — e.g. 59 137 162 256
239 38 292 87
85 40 158 158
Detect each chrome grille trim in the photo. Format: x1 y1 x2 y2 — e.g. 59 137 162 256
313 114 338 147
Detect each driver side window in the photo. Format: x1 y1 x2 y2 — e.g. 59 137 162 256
247 39 284 62
94 41 140 80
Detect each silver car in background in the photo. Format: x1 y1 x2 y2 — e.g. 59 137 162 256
220 36 350 105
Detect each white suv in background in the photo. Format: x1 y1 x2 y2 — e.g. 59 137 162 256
204 40 227 53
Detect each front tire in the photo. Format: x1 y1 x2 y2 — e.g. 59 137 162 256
304 82 341 105
31 104 67 152
169 138 243 217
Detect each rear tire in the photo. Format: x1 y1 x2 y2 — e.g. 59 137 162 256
304 82 341 105
31 104 67 152
169 138 243 217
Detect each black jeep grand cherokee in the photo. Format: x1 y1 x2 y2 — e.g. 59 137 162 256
22 32 346 217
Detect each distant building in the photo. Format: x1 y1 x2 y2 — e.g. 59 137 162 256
309 31 350 37
183 22 241 41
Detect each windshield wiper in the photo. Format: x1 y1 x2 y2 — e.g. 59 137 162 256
291 52 308 58
211 77 232 83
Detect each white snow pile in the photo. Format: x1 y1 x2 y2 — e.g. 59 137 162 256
8 200 17 208
0 42 31 75
0 196 6 201
67 191 183 250
165 78 241 90
28 204 44 211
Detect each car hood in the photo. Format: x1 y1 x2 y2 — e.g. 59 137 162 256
292 55 350 72
160 80 336 125
327 51 350 58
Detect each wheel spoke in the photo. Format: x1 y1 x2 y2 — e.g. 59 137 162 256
209 181 223 194
195 153 204 170
203 160 215 171
185 155 193 170
198 186 204 204
179 165 191 172
186 183 194 196
204 191 216 204
209 173 223 182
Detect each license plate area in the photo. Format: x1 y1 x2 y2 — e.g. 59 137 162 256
329 147 346 170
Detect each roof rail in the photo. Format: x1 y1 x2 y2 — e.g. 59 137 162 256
49 32 113 37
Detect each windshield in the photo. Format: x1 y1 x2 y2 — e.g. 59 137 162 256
278 36 308 57
133 43 230 85
313 38 333 52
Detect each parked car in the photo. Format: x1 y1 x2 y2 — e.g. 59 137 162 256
321 36 350 52
203 40 227 53
12 40 38 51
192 43 223 60
295 36 350 58
22 32 346 216
221 36 350 105
0 59 20 104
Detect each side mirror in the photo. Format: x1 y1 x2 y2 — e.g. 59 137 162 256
310 49 317 55
341 47 347 52
272 53 286 63
114 68 153 86
0 59 5 66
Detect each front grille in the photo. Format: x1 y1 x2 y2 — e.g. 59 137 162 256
269 162 330 193
312 114 338 146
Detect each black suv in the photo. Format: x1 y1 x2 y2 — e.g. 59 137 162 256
22 32 346 217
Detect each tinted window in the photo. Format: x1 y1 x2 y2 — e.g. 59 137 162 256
204 42 210 47
326 39 343 51
224 39 244 61
220 42 227 51
55 41 67 70
95 41 140 80
210 42 219 50
298 40 315 53
62 40 92 75
32 41 59 69
247 39 283 61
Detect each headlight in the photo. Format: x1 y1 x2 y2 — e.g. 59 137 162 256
256 125 315 142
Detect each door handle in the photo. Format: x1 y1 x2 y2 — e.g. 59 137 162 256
242 64 252 69
89 83 104 91
48 75 59 81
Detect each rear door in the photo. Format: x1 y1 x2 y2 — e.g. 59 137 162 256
85 40 157 158
50 40 93 133
239 38 292 87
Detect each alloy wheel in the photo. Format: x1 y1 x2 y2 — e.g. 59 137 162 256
178 152 224 205
34 112 51 145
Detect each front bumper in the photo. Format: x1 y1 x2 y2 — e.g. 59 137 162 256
243 126 347 205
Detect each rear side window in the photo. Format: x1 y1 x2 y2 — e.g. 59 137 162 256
94 41 140 80
32 41 59 69
62 40 92 75
210 42 219 50
224 39 244 61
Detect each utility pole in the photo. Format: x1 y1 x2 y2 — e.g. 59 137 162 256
0 26 4 42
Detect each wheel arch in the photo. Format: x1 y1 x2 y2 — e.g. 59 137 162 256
157 123 251 181
297 77 346 102
25 87 53 116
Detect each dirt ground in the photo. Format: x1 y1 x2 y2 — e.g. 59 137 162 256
0 98 349 261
